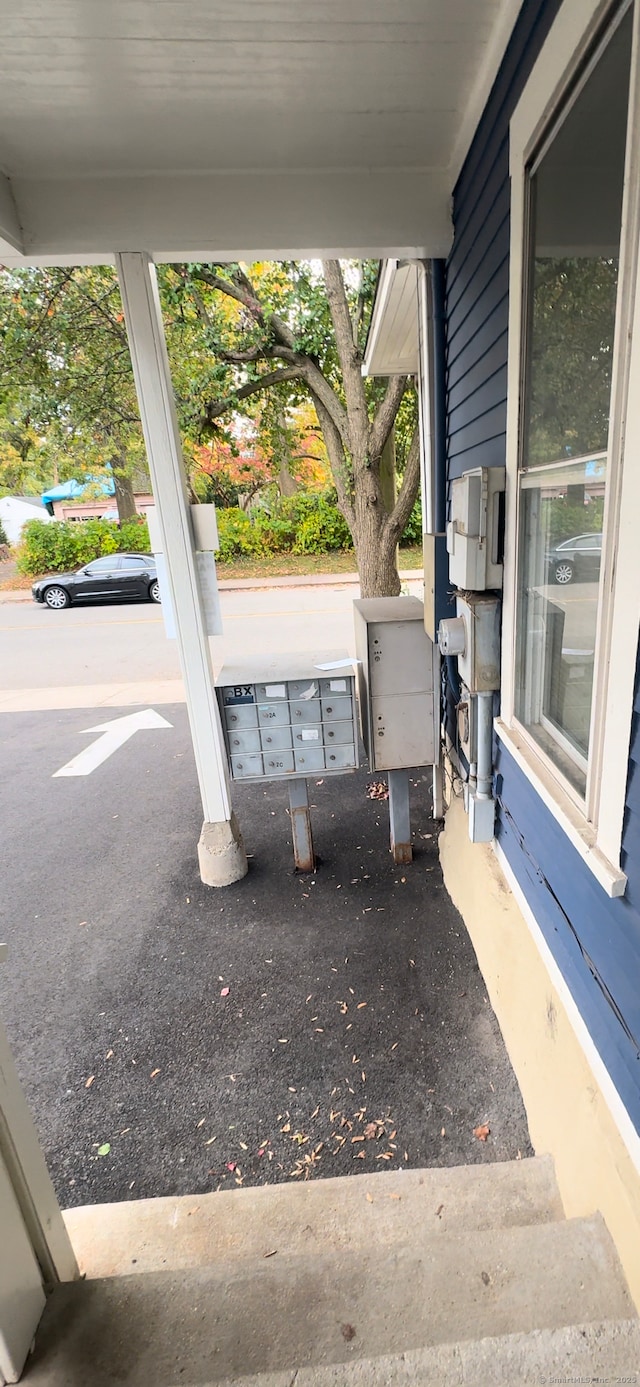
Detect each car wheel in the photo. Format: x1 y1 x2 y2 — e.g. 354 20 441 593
149 580 161 603
554 560 574 585
43 585 70 609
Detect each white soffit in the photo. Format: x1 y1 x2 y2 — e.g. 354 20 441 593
0 0 518 264
362 261 420 376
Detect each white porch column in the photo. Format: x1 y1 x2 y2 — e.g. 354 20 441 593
115 252 247 887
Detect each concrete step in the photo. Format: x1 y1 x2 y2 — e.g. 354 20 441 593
26 1214 634 1384
154 1321 640 1386
64 1156 563 1278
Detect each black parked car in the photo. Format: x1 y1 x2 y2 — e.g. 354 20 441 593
546 533 602 585
32 553 160 609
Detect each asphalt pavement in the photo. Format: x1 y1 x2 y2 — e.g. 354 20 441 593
1 581 415 694
0 701 532 1209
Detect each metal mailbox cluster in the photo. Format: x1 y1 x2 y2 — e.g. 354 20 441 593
216 659 359 782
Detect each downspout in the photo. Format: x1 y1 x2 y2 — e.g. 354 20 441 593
431 259 447 538
428 260 459 706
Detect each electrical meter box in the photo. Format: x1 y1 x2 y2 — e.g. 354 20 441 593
447 466 505 590
353 596 440 772
216 652 359 781
438 593 501 693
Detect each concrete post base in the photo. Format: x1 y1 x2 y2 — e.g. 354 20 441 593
197 812 248 887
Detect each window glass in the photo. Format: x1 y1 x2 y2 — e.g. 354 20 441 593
85 557 118 574
121 557 148 569
515 7 632 797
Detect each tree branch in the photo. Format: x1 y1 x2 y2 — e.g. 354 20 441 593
322 260 368 442
311 390 355 529
384 426 421 543
201 367 302 426
188 264 352 448
370 375 408 463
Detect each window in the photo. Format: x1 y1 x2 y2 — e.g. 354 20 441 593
499 0 640 894
85 557 118 574
514 6 633 799
120 556 149 569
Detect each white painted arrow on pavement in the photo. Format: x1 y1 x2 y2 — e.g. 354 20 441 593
53 709 173 778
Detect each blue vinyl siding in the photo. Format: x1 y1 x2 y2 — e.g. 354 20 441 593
443 0 640 1129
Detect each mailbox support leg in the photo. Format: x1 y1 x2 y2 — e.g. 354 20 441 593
388 769 412 864
289 779 316 873
432 761 444 820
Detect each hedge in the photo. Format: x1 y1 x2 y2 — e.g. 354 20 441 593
17 491 422 574
16 516 151 576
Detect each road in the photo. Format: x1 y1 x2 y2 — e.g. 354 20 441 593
0 580 422 704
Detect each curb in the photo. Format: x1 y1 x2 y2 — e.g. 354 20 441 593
0 570 423 604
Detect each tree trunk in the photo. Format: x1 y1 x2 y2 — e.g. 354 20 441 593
352 488 401 597
113 467 137 522
278 457 298 497
379 429 396 516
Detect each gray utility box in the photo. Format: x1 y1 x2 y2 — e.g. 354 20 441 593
216 652 359 782
353 596 440 772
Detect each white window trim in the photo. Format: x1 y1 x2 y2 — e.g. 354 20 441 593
499 0 640 898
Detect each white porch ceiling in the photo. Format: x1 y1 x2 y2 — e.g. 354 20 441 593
0 0 521 264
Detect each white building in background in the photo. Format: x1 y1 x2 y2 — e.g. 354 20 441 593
0 495 51 545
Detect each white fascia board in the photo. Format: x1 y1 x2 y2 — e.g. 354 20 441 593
449 0 524 184
5 169 452 266
0 173 23 253
361 259 399 377
362 259 420 377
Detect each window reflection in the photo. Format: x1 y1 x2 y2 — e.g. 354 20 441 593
515 7 632 797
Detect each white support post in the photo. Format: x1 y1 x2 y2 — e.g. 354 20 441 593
115 252 247 887
0 1017 77 1289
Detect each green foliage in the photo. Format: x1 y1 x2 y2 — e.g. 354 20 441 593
216 491 352 559
0 266 148 512
214 509 262 561
16 516 150 576
402 497 423 546
545 498 604 545
291 499 353 554
527 257 618 466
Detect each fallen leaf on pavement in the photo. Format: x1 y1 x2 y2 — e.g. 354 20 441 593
473 1124 491 1142
150 1068 161 1078
85 1075 95 1088
341 1324 356 1342
220 987 230 997
365 1192 373 1203
97 1143 110 1157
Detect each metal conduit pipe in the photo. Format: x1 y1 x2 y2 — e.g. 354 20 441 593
475 692 494 801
